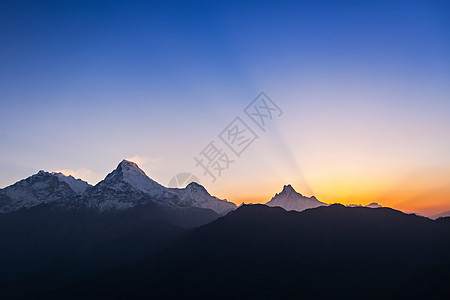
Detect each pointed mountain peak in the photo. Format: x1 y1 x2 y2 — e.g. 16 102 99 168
36 170 50 176
283 184 293 190
0 169 85 213
51 171 65 176
186 181 207 191
27 170 54 182
366 202 382 208
118 159 145 173
175 181 236 214
119 159 137 166
109 159 151 181
281 184 299 194
266 184 327 212
97 159 165 196
279 184 307 198
50 172 91 195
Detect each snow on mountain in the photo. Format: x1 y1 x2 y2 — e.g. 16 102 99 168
0 161 392 216
265 184 327 212
51 172 90 194
346 204 363 208
431 210 450 220
82 159 235 214
347 203 383 209
98 160 165 196
365 202 382 209
0 159 236 214
168 182 236 214
0 171 89 213
84 160 167 211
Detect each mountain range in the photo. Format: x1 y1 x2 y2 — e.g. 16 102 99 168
0 160 413 215
37 204 450 299
0 160 235 298
0 160 236 214
0 160 449 299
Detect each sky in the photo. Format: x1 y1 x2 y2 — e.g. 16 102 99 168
1 0 449 216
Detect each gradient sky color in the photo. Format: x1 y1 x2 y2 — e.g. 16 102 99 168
1 0 449 216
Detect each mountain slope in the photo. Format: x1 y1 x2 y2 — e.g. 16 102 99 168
94 160 165 196
0 199 221 299
0 160 235 298
51 204 450 299
51 172 90 194
0 159 236 214
432 210 450 219
86 160 236 214
168 182 236 214
265 184 327 212
0 171 90 213
84 160 166 211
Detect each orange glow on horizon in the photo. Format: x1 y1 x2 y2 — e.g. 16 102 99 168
210 170 450 217
228 191 450 217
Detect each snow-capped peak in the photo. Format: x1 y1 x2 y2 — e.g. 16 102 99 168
97 159 165 196
185 181 207 192
366 202 382 209
169 181 236 214
1 160 237 215
0 170 84 213
51 172 90 195
266 184 327 212
280 184 298 195
347 203 383 209
118 159 147 176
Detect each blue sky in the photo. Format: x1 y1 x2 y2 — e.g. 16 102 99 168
1 0 449 215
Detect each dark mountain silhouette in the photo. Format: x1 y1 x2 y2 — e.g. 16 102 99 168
0 200 220 299
41 204 450 299
1 163 449 299
432 209 450 219
0 160 237 299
